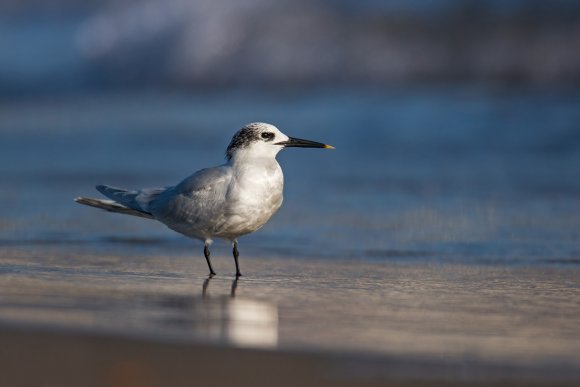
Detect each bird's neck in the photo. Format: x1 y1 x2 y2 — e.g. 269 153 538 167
227 154 283 185
228 152 280 170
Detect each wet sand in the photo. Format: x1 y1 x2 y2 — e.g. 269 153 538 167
2 327 580 387
1 247 580 385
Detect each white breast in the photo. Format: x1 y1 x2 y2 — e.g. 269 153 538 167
218 159 284 239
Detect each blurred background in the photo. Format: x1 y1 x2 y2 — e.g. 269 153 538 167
3 0 580 92
1 0 579 265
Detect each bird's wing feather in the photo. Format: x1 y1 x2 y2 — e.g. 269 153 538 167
96 184 167 213
147 166 232 235
75 197 154 219
173 166 231 196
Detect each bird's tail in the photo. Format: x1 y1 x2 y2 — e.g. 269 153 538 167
74 197 154 219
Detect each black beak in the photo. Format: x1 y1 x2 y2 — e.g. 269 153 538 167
275 137 334 149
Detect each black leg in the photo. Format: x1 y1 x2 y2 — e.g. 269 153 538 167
232 240 242 277
204 243 216 276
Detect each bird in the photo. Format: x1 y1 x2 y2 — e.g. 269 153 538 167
75 122 333 277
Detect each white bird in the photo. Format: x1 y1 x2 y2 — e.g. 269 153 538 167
75 122 333 277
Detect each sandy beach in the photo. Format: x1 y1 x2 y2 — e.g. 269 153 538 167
1 247 580 386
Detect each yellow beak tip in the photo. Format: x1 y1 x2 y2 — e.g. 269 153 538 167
324 144 335 149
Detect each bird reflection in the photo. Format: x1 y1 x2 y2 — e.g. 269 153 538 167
168 275 280 348
230 277 238 297
202 276 239 299
202 276 211 298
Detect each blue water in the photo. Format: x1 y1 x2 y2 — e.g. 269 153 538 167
1 87 579 267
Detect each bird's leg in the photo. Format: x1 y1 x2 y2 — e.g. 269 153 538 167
204 243 216 276
232 240 242 277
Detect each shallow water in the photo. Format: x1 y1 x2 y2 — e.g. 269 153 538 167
1 87 579 266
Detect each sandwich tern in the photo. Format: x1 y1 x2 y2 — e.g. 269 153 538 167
75 122 333 277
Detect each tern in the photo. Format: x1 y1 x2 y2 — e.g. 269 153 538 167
75 122 333 277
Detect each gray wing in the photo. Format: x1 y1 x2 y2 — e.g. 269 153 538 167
75 196 155 219
96 185 167 213
173 166 232 196
147 166 232 236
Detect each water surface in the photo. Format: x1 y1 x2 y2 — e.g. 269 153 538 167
1 87 578 266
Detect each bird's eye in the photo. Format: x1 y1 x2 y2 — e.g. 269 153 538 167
261 132 274 141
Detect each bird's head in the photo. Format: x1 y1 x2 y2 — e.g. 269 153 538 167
226 122 333 162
